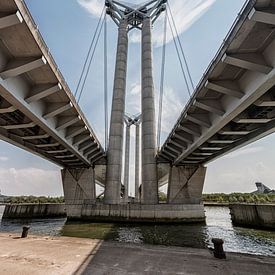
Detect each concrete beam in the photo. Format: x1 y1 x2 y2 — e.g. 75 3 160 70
78 141 95 151
163 150 177 159
165 147 178 158
187 157 205 160
84 146 98 157
25 83 62 103
200 146 222 151
0 57 47 79
0 11 23 30
170 138 187 149
205 80 243 99
194 99 225 116
66 126 87 139
36 143 59 148
254 94 275 107
208 140 235 144
56 116 80 131
185 113 211 128
222 53 273 74
174 132 193 144
248 8 275 25
55 154 75 159
22 134 49 140
0 106 16 113
47 149 68 154
192 152 213 156
90 151 102 163
166 144 181 155
234 118 272 123
61 159 80 163
179 124 201 137
1 122 35 130
43 102 73 119
220 130 250 135
73 134 91 147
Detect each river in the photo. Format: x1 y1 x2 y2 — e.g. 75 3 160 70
0 205 274 256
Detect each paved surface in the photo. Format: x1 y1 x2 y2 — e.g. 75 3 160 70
0 233 275 275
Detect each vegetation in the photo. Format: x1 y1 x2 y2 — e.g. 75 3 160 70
203 193 275 204
5 196 64 204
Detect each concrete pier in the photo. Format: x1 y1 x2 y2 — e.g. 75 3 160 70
62 168 96 217
123 119 131 203
141 18 158 204
167 166 207 204
105 20 128 204
135 120 141 202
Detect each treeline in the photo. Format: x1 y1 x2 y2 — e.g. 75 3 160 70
4 196 64 204
203 193 275 204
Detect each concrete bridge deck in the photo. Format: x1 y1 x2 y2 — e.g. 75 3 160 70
159 0 275 166
0 0 104 169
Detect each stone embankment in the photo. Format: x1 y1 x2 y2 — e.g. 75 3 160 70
3 203 66 219
229 203 275 230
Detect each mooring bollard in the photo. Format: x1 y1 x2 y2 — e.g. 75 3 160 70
21 226 30 238
212 238 226 259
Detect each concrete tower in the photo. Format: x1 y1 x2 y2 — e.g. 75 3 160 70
105 0 167 205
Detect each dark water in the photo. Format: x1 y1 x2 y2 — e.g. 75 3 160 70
0 205 274 256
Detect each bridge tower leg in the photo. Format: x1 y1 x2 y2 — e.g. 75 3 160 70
167 166 207 204
123 121 131 203
104 20 128 204
141 18 158 204
135 121 140 202
62 167 96 218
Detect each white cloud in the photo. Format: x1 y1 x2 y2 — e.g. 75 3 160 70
0 167 62 196
77 0 216 47
0 156 8 162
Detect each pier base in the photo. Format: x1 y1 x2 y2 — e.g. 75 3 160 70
61 168 96 218
66 203 205 223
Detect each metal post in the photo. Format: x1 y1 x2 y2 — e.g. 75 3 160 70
141 18 158 204
104 20 128 204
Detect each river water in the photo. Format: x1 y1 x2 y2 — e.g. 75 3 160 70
0 205 274 256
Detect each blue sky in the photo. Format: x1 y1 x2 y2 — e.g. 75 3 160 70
0 0 274 196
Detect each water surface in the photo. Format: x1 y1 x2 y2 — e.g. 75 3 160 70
1 205 274 256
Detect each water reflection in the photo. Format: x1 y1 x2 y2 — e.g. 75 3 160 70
1 205 274 256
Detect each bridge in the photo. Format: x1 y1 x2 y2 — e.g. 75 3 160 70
0 0 274 222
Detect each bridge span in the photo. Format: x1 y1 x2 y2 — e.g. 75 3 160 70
0 0 105 169
159 0 275 166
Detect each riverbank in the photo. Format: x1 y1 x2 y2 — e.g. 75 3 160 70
0 233 274 274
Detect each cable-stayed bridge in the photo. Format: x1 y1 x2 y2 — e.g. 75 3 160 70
0 0 274 222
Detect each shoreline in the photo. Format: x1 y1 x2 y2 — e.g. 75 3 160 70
0 233 274 274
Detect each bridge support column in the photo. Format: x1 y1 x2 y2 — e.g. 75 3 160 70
61 167 96 218
141 18 158 204
167 166 207 204
123 122 130 203
135 122 140 202
104 20 128 204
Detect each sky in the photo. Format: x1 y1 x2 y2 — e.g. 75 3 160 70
0 0 275 197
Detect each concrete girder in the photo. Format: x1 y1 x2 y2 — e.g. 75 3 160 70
174 132 193 144
90 151 103 163
219 130 250 135
166 144 181 155
185 113 211 128
178 124 201 137
61 159 80 163
1 122 35 130
186 157 205 161
36 143 59 148
55 154 75 159
234 118 272 123
208 140 235 144
43 102 73 119
65 126 87 139
84 145 98 157
254 94 275 107
165 147 178 158
25 84 62 103
47 149 68 154
205 80 244 99
194 99 225 116
72 134 91 147
162 150 177 160
200 146 223 150
192 152 213 156
78 140 96 151
55 116 80 131
248 8 275 25
0 11 23 30
22 134 49 140
87 147 100 159
0 106 16 113
222 53 273 74
0 57 47 79
170 138 187 149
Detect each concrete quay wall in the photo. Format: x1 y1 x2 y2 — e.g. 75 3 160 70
67 204 205 223
3 204 66 219
229 204 275 230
